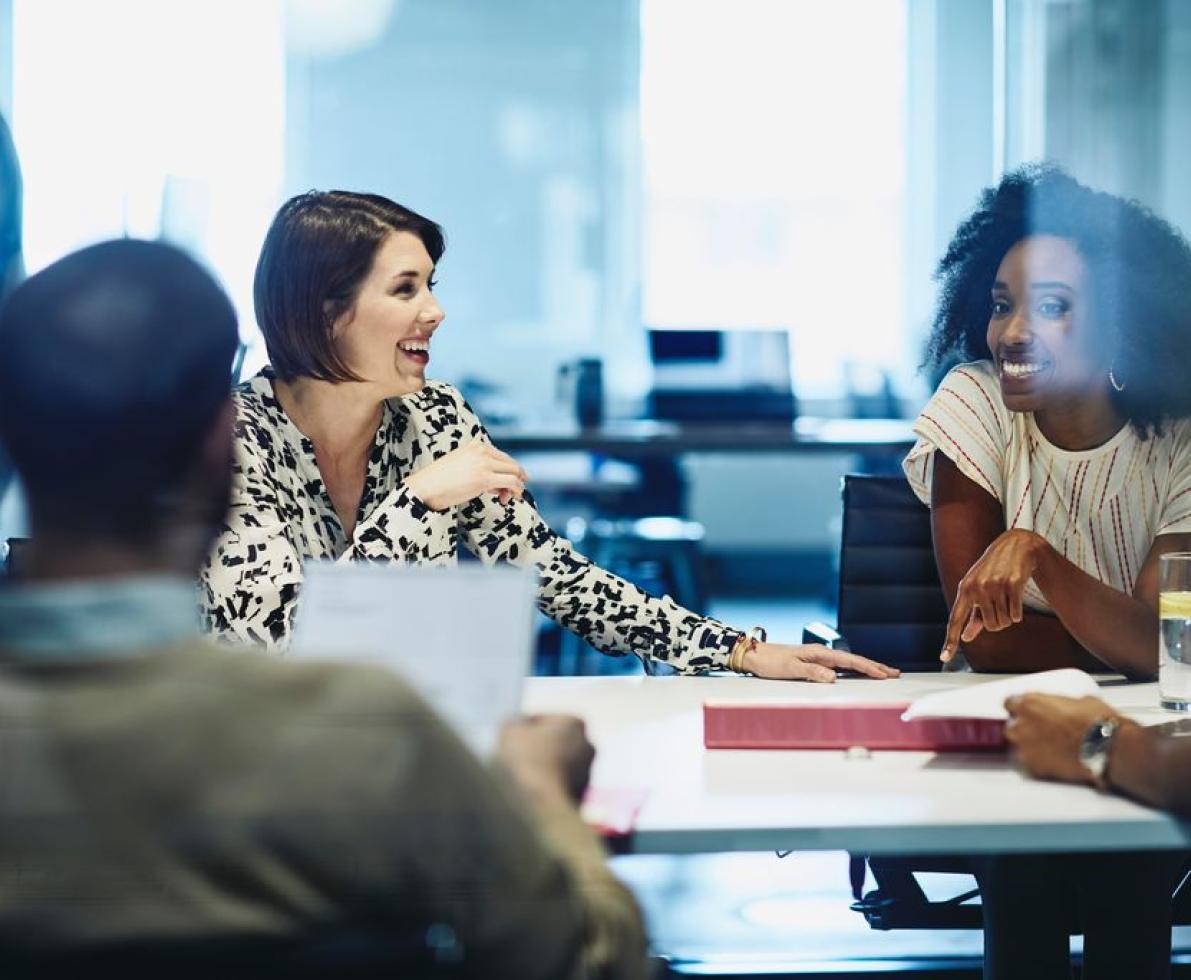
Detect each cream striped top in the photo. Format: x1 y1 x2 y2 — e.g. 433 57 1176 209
904 360 1191 612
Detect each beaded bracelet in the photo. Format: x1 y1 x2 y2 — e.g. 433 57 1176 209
727 625 768 674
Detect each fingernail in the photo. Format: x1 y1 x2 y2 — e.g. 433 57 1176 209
939 649 952 662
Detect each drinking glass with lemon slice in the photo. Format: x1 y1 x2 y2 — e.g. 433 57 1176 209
1159 553 1191 711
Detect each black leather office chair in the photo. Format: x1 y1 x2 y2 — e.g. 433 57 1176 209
832 472 947 668
3 537 28 576
801 474 980 929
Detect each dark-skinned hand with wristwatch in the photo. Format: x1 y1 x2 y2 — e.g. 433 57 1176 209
1005 692 1191 815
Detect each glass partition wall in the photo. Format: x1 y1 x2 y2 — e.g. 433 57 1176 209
1002 0 1191 236
2 0 1187 416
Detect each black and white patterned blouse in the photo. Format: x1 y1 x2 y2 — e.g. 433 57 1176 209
200 370 741 672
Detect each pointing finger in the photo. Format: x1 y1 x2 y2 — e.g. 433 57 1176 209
942 592 971 662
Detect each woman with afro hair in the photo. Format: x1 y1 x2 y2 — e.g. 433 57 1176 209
906 163 1191 680
906 164 1191 979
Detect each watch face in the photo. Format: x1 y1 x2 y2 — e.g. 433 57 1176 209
1079 719 1119 779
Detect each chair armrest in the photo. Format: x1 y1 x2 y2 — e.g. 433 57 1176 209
802 620 851 651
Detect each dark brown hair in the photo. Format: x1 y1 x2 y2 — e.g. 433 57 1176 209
254 191 445 382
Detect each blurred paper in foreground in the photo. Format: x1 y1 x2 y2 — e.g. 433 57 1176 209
291 561 537 755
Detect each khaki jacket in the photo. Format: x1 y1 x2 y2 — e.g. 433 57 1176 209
0 642 647 978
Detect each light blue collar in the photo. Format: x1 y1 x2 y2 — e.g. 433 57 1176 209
0 575 200 660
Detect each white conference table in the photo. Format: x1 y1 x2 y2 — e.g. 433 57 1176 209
522 672 1191 856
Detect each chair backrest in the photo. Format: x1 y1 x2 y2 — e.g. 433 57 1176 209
3 537 28 576
837 473 947 668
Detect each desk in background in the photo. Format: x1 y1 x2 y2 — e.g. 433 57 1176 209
490 416 915 460
500 415 918 609
523 672 1191 856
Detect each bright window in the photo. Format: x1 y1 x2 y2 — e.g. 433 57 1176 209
12 0 285 364
641 0 908 398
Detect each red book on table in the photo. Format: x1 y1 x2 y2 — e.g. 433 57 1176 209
703 701 1006 751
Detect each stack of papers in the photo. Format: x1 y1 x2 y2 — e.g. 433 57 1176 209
901 669 1102 721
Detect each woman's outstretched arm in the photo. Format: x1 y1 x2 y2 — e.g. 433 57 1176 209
448 390 895 678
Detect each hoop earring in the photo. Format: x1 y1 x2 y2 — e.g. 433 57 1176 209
1108 364 1126 393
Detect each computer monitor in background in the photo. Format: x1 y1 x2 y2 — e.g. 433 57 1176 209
646 328 796 423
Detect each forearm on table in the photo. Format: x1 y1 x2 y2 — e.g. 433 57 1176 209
545 591 736 673
1031 545 1159 680
525 517 737 671
1107 722 1191 816
961 610 1103 673
459 481 738 672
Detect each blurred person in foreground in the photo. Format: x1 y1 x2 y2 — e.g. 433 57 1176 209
0 239 648 978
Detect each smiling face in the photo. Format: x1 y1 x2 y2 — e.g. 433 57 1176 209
331 231 443 396
986 235 1111 416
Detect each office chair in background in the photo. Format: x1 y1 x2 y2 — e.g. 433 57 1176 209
802 473 979 930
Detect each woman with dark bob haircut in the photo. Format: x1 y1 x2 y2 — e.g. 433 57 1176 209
905 164 1191 979
201 190 898 682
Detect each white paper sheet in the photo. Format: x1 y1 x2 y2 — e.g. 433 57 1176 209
290 561 538 755
901 668 1103 721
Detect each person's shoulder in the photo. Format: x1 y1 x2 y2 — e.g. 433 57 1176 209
930 359 1009 427
1152 416 1191 464
938 359 1002 399
905 359 1011 502
401 380 466 414
232 370 273 416
1165 416 1191 444
231 370 290 456
398 382 485 439
160 646 465 826
171 641 431 729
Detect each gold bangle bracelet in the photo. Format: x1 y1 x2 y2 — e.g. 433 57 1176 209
728 626 768 674
728 637 749 673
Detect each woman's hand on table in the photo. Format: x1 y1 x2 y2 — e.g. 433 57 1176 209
742 643 900 682
941 528 1049 663
404 439 530 510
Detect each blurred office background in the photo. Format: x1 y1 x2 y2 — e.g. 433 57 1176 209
2 0 1189 604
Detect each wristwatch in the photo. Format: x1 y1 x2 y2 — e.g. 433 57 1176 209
1078 717 1122 788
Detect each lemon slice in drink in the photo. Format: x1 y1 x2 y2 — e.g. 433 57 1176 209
1160 591 1191 619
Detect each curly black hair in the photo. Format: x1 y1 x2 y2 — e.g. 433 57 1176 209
924 162 1191 437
